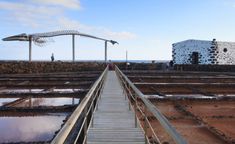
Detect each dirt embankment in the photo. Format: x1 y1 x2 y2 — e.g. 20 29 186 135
0 61 106 74
174 64 235 72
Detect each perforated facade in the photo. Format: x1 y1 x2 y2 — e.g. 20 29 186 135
172 39 235 65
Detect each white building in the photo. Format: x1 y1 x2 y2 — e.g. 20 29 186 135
172 39 235 65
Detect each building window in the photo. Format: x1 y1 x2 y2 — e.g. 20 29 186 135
223 48 228 53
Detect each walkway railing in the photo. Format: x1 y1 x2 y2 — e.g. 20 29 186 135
115 66 187 144
51 66 108 144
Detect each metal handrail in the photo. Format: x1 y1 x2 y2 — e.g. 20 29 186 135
117 74 159 144
51 66 108 144
79 78 105 144
117 70 155 143
115 66 187 144
122 80 161 143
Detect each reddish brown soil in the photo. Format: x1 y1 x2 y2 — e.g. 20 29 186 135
169 119 225 144
204 118 235 142
185 101 235 143
136 100 235 144
185 101 235 117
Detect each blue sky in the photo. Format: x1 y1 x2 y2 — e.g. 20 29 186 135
0 0 235 61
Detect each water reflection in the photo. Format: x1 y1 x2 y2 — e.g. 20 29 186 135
0 98 18 106
14 97 80 107
0 114 67 143
166 94 214 99
0 89 86 93
146 94 215 99
0 89 43 93
53 89 86 92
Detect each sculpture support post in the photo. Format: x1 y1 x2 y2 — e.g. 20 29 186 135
29 37 32 62
126 50 128 63
72 35 75 62
105 41 107 63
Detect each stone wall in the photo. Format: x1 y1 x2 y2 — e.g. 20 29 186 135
217 42 235 64
173 40 212 64
116 62 168 71
0 61 106 74
174 64 235 72
0 61 171 74
3 61 233 74
172 39 235 65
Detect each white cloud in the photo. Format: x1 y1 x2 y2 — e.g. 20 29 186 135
104 31 137 40
0 1 62 14
0 1 23 10
223 1 235 9
0 1 63 28
32 0 81 10
0 0 137 40
57 17 91 30
57 17 137 40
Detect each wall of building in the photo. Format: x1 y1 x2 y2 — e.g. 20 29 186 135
217 42 235 64
173 40 235 65
172 40 212 64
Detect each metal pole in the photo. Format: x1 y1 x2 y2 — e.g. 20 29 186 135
72 97 75 105
72 35 75 62
105 41 107 63
126 50 128 70
126 50 128 63
29 37 32 62
84 106 88 144
91 104 94 127
29 97 32 108
129 99 131 110
144 106 148 144
134 93 137 128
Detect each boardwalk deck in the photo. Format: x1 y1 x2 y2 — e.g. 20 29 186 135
87 71 145 144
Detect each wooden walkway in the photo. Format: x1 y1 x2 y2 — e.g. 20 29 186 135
87 71 145 144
